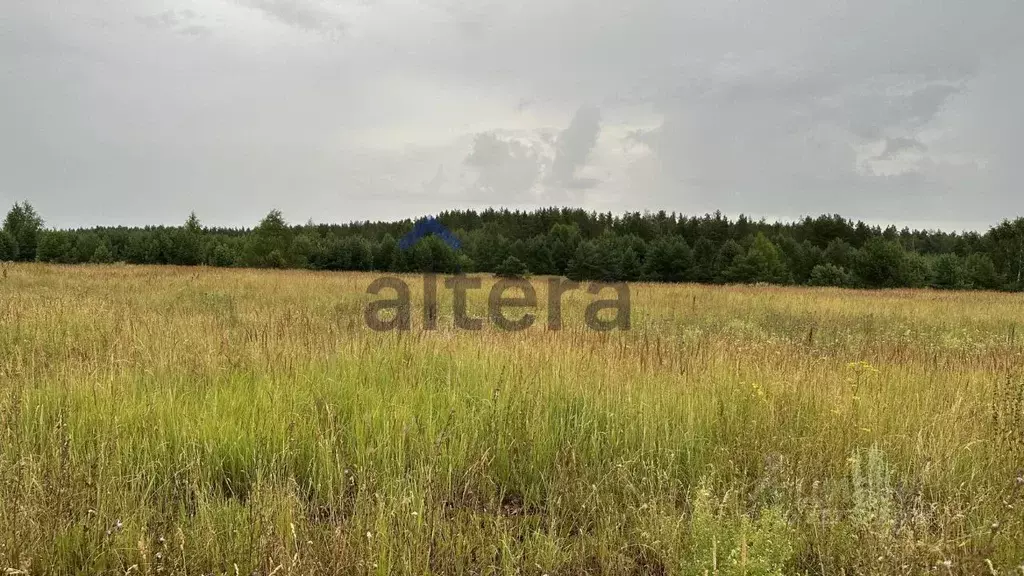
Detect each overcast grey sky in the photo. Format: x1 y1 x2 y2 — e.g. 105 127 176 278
2 0 1022 231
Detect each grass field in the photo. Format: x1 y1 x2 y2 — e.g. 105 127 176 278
1 263 1022 575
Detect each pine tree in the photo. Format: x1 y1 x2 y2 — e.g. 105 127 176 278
374 236 400 272
932 254 967 289
691 237 717 283
548 223 582 275
902 252 932 289
185 212 202 234
0 230 14 261
247 209 293 268
208 243 236 267
714 240 745 283
175 213 203 265
618 246 643 282
641 236 693 282
36 231 71 263
494 256 529 278
566 241 601 281
854 238 908 288
823 239 854 270
347 237 374 271
90 243 114 264
965 253 1000 290
744 233 791 284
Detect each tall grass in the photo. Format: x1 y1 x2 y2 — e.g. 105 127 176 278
0 263 1022 575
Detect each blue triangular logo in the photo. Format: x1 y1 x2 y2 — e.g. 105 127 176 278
398 217 461 252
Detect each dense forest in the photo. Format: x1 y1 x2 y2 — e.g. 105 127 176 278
2 201 1023 290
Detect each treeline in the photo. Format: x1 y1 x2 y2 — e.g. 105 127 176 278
3 202 1024 290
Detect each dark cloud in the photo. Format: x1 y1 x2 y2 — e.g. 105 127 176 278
548 105 601 189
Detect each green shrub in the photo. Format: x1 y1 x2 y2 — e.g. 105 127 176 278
808 263 852 287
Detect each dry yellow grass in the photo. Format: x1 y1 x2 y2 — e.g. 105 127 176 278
1 263 1022 575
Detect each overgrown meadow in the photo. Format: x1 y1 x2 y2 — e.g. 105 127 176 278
1 263 1022 575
